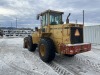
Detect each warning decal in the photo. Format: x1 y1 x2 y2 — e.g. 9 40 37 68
75 29 80 36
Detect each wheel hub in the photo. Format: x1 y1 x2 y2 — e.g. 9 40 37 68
40 44 46 57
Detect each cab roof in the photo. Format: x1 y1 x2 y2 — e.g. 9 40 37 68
38 9 64 16
37 9 64 20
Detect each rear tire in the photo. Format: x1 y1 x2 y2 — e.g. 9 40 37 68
27 36 37 52
39 38 55 63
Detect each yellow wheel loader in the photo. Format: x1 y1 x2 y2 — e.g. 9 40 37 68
23 10 91 62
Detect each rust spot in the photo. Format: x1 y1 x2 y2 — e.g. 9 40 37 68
60 43 66 51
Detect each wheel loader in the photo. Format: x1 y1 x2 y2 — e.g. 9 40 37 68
23 9 91 62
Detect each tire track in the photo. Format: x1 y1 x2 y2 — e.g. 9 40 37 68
54 54 100 74
0 39 42 75
74 54 100 73
48 62 74 75
23 50 76 75
0 59 42 75
22 50 59 75
23 50 100 75
52 58 82 75
8 62 41 75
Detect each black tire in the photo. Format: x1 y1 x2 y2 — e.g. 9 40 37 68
23 37 28 48
65 54 75 57
39 37 55 63
27 36 37 52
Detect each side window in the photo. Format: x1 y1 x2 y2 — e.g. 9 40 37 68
42 15 45 26
42 14 48 26
50 15 53 24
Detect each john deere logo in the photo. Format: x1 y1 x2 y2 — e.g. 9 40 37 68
75 29 80 36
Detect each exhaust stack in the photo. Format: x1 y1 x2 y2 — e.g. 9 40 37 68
66 13 71 23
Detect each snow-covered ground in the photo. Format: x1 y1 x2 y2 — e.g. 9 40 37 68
0 38 100 75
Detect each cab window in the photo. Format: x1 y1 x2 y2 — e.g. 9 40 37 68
50 14 62 25
42 14 48 26
42 15 46 26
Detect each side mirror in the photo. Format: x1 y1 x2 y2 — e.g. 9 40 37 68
37 14 40 20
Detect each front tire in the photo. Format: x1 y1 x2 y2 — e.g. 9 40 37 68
23 37 28 48
27 36 37 52
39 38 55 63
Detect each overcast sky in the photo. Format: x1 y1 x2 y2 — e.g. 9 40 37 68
0 0 100 28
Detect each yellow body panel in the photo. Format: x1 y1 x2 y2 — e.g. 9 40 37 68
32 32 40 44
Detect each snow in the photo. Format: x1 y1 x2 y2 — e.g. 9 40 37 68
92 44 100 50
0 38 100 75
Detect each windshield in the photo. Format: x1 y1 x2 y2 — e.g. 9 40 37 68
50 14 62 25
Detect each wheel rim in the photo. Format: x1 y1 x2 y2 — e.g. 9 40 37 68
40 44 46 57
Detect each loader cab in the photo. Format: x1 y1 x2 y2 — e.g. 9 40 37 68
37 10 64 26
